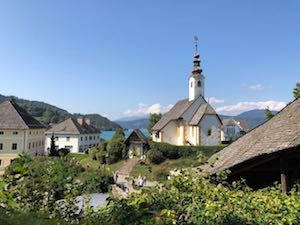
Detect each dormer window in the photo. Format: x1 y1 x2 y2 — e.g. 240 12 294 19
197 81 201 87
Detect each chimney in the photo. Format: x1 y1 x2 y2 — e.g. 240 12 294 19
85 118 91 125
77 117 84 125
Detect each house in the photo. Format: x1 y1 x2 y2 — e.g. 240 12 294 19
124 129 149 158
204 97 300 193
221 118 249 142
152 43 222 146
45 118 100 153
0 99 46 174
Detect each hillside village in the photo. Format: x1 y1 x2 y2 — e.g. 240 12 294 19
0 3 300 222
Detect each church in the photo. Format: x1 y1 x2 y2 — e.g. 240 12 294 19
152 42 222 146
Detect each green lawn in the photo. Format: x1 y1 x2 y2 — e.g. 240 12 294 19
130 157 203 182
68 153 125 172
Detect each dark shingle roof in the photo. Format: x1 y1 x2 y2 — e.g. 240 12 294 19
0 100 45 129
205 97 300 175
124 129 148 144
46 118 99 134
190 103 221 125
152 98 193 131
152 96 220 131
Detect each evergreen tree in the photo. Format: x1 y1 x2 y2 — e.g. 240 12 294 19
148 113 162 134
49 134 57 156
265 107 274 120
293 82 300 98
111 128 125 141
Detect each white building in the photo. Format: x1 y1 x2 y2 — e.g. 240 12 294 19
221 119 249 142
152 43 222 146
45 118 100 153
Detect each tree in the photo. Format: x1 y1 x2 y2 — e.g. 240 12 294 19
49 134 57 156
111 128 125 141
265 107 274 120
148 113 162 134
293 82 300 98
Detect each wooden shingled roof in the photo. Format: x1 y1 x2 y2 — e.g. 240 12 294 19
205 97 300 175
152 95 220 131
124 129 148 144
46 118 99 135
0 100 45 129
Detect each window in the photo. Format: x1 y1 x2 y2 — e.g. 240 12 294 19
66 137 70 141
12 143 17 150
33 142 35 148
89 136 92 140
207 129 212 136
13 131 18 135
190 82 193 88
29 131 31 135
81 137 83 141
0 131 4 135
0 159 2 167
197 81 201 87
85 137 87 141
28 143 31 149
0 143 3 150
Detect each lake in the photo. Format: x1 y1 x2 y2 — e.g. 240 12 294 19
100 129 149 141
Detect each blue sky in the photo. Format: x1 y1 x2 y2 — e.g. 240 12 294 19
0 1 299 119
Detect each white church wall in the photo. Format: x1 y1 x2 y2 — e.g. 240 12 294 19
161 121 178 145
200 115 221 146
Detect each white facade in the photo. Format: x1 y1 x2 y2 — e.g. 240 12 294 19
45 133 100 153
221 119 247 142
189 74 205 101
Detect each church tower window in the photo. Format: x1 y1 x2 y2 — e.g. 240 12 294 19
197 81 201 87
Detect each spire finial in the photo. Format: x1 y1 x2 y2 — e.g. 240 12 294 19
194 35 199 53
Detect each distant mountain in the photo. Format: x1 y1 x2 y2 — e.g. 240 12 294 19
221 109 278 128
74 113 121 131
116 117 149 130
0 94 121 131
116 109 279 130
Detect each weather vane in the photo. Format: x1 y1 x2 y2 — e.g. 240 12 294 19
194 35 199 52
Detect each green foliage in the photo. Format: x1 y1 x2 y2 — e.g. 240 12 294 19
106 138 125 164
265 107 274 120
147 142 225 164
83 171 300 225
49 134 56 156
79 168 114 193
112 128 125 141
0 208 68 225
146 149 166 164
148 113 162 134
293 82 300 98
4 157 83 217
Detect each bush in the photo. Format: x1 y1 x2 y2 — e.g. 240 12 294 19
79 167 114 193
149 142 225 159
147 149 166 164
106 138 125 164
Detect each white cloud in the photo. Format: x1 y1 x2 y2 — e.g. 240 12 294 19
206 97 225 104
216 100 286 116
124 103 173 117
249 84 264 91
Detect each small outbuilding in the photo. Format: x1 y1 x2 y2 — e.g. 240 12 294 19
204 97 300 193
124 129 149 158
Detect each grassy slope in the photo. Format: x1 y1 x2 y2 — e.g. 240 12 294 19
130 157 203 182
69 153 125 172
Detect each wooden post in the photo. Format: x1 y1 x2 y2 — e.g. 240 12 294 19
280 157 288 194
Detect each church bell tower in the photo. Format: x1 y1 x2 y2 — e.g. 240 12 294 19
189 36 205 101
